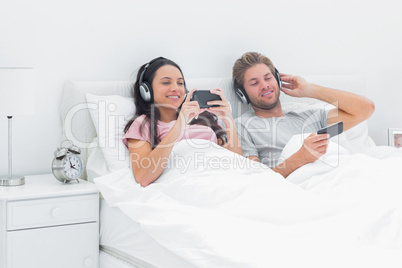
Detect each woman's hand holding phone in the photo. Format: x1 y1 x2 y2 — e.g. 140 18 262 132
206 88 232 120
207 88 242 154
178 88 204 124
182 87 233 123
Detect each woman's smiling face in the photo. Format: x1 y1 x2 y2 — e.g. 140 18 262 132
152 64 186 109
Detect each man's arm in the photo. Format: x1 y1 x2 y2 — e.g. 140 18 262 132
248 133 329 178
311 84 375 130
280 74 375 131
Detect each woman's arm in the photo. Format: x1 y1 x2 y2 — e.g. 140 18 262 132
207 88 243 155
127 115 187 187
128 89 202 187
220 114 243 155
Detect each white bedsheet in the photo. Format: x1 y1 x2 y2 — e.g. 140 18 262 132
95 139 402 268
100 198 196 267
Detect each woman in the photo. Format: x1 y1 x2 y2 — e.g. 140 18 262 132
123 57 242 186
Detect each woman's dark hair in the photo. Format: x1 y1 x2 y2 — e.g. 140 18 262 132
124 57 227 148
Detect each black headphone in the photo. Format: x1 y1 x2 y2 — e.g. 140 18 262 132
139 57 161 102
139 57 188 102
234 68 282 104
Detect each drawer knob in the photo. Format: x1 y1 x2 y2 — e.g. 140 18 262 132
51 207 61 218
83 258 94 267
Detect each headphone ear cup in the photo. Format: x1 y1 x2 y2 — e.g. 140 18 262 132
275 68 282 90
139 82 153 102
235 87 249 104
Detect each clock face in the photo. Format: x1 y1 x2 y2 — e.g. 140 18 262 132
62 154 83 179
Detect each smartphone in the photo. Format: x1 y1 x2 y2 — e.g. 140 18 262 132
191 90 222 108
317 121 344 138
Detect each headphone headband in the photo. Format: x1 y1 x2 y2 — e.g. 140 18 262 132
139 57 165 85
139 57 166 102
139 57 188 103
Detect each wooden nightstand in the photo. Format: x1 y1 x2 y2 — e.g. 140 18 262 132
0 174 99 268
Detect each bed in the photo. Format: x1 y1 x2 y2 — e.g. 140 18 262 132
60 76 402 268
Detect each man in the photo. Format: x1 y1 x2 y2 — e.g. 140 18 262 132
233 52 375 178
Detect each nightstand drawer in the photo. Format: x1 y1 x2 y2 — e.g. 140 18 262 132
7 194 99 230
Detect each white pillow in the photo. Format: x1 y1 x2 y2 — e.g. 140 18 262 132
86 142 110 182
336 121 376 153
86 93 134 172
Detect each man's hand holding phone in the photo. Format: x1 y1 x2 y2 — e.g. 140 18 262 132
317 121 343 138
295 121 344 165
298 133 330 164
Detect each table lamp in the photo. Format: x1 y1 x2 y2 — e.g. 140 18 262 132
0 67 35 186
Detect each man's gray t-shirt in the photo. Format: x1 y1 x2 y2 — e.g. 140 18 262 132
235 108 329 168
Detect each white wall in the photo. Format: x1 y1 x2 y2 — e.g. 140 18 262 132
1 0 401 176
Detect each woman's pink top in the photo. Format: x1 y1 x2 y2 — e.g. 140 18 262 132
123 114 218 147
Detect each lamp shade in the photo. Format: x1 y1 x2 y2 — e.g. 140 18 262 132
0 67 35 116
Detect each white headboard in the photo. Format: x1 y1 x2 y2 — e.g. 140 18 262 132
59 75 369 179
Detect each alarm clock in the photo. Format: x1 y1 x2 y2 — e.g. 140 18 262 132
52 141 83 183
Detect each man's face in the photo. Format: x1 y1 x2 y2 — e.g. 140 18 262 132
243 64 280 110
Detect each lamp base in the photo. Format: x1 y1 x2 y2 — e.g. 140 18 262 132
0 176 25 186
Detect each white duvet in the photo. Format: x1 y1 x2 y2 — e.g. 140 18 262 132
95 139 402 268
